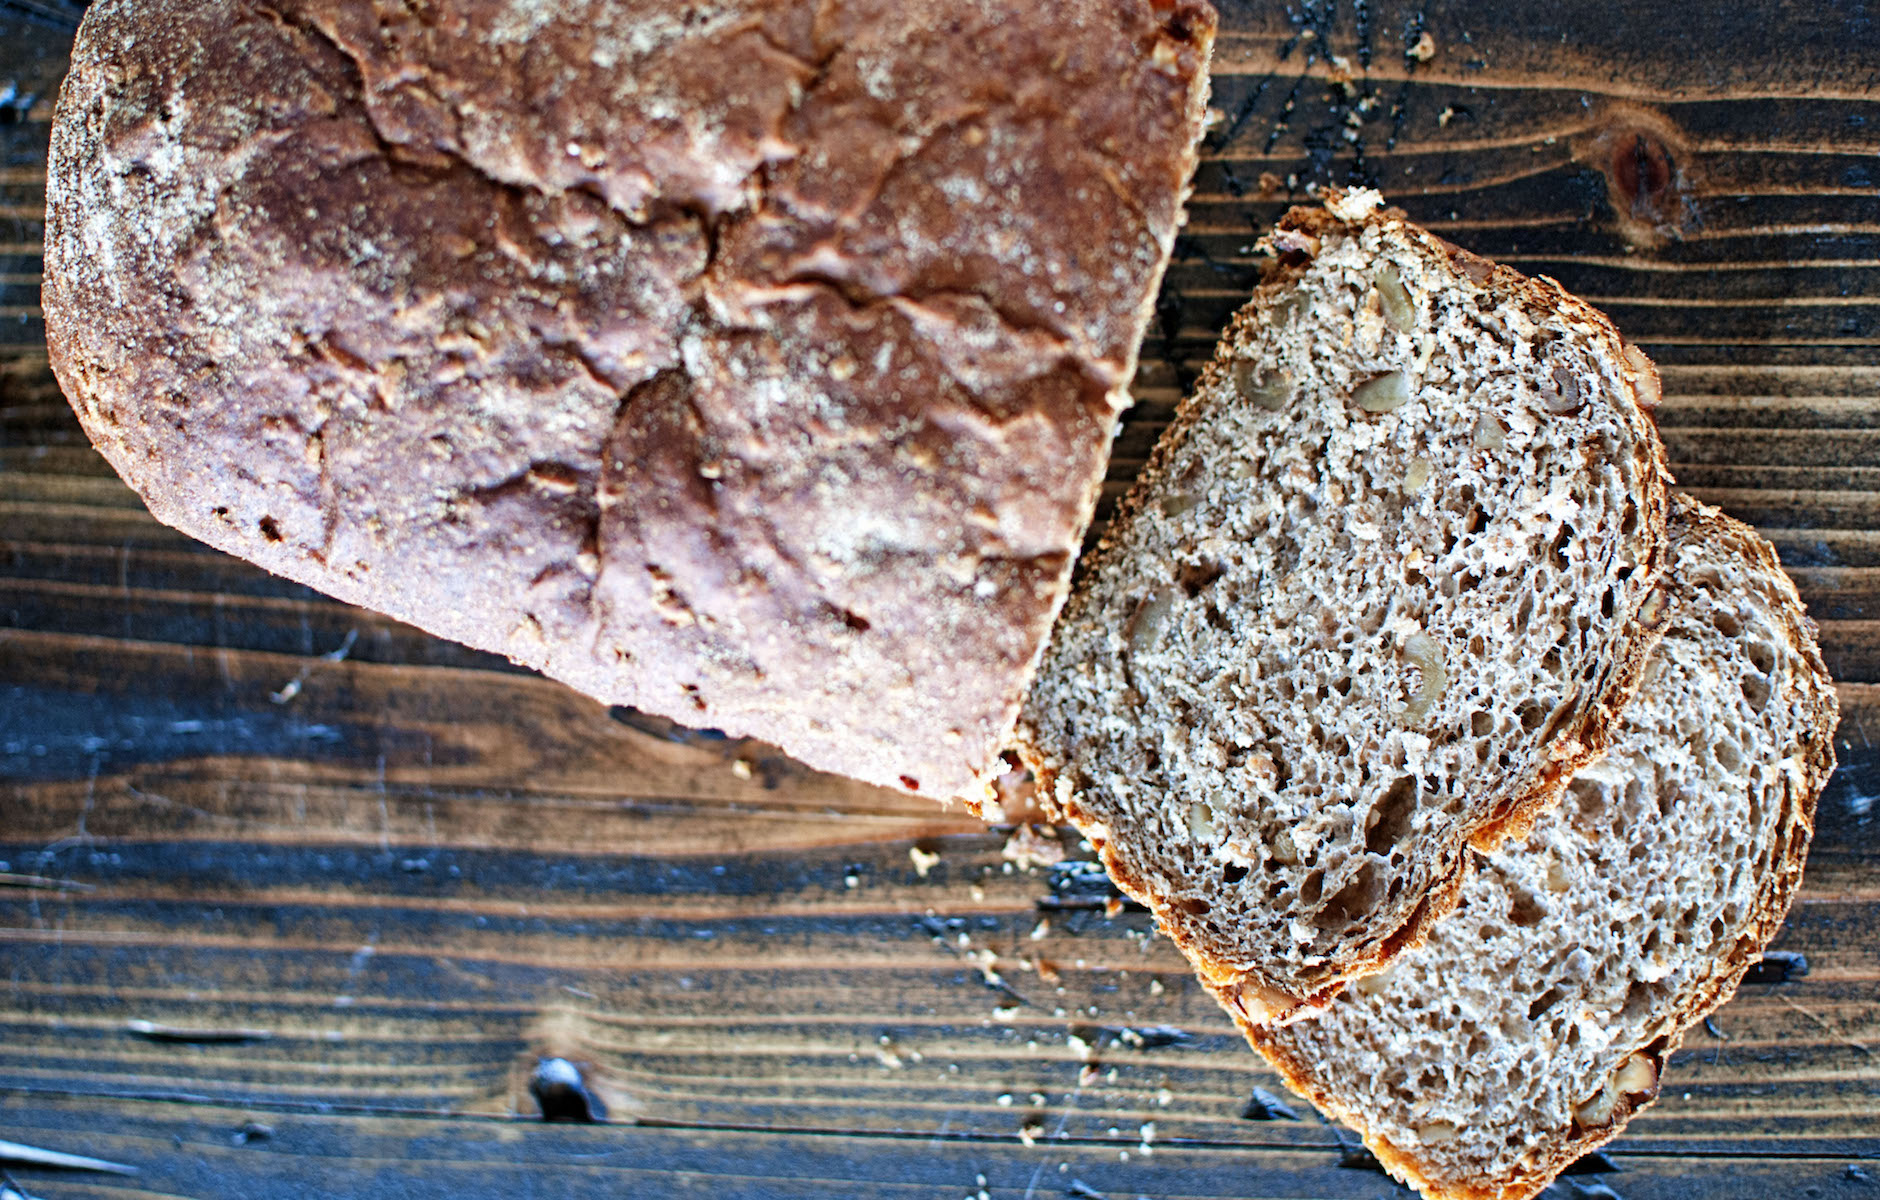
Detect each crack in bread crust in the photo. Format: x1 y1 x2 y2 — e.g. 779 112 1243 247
43 0 1219 798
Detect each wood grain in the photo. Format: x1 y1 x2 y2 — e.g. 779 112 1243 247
4 0 1880 1196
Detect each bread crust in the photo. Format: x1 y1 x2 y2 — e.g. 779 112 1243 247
1242 496 1840 1200
1014 191 1674 1020
43 0 1217 801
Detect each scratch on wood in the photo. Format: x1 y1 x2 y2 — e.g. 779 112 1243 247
0 1140 136 1175
0 873 92 892
1773 992 1875 1060
126 1019 273 1044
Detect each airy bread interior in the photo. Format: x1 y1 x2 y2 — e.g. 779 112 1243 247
1017 195 1670 1015
1251 496 1839 1200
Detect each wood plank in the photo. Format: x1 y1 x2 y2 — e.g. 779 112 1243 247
3 1095 1880 1200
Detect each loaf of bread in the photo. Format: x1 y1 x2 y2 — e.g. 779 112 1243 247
1016 192 1672 1020
1250 496 1839 1200
44 0 1216 799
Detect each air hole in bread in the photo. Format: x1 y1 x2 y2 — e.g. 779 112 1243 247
1741 674 1771 712
1506 886 1545 927
1300 869 1325 906
1713 608 1743 638
1439 522 1460 557
1180 559 1225 595
1314 860 1384 932
1539 702 1576 746
1366 776 1419 855
1549 524 1574 570
1746 641 1776 677
258 516 283 542
1514 591 1536 635
1527 985 1566 1021
1223 863 1249 884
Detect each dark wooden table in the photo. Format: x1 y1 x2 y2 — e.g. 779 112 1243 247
3 1 1877 1196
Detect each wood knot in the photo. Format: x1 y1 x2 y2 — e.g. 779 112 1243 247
1574 106 1699 248
1611 130 1674 212
530 1057 606 1122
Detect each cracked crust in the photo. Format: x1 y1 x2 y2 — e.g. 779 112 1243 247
1249 497 1840 1200
1014 192 1672 1021
43 0 1217 799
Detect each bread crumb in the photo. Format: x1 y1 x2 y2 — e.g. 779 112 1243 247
1002 824 1065 869
909 846 941 877
1410 31 1436 61
1327 187 1385 221
875 1039 904 1070
730 758 753 779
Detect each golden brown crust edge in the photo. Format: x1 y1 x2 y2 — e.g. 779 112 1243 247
1011 191 1675 1020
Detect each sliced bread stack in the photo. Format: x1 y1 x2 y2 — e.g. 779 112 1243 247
1016 191 1838 1199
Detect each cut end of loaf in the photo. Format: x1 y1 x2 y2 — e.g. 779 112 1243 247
1252 496 1839 1200
1017 192 1671 1010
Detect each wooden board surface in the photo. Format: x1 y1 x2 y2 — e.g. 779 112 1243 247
3 0 1879 1196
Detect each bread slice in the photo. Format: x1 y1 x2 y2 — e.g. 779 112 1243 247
1015 191 1672 1019
1250 496 1839 1200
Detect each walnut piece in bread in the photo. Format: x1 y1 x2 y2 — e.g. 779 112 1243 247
44 0 1217 799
